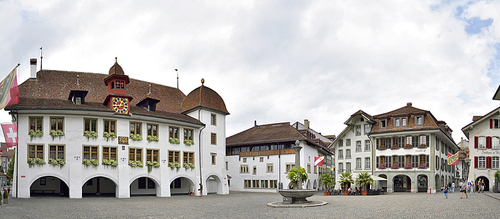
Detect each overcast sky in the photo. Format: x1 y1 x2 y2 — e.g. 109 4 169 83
1 0 500 143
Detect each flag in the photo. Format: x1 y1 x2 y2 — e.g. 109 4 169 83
0 66 20 109
1 123 18 147
314 156 324 166
447 152 459 165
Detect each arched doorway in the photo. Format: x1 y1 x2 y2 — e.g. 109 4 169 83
30 176 69 197
435 175 440 191
417 175 428 192
393 175 411 192
82 177 116 197
378 174 387 191
476 176 490 192
130 177 158 196
205 175 222 194
171 177 195 196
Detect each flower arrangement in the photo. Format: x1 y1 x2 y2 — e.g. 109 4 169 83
391 164 399 169
418 164 427 169
130 134 143 141
147 135 159 142
379 145 386 150
82 159 98 167
378 164 386 169
29 129 44 140
28 158 46 166
146 161 160 172
183 163 195 170
129 160 144 167
169 162 181 170
184 139 194 146
404 164 412 169
418 144 426 149
49 130 65 140
102 159 118 167
169 138 180 144
84 131 98 140
103 132 117 142
391 145 399 150
404 144 412 149
287 166 309 187
49 158 65 166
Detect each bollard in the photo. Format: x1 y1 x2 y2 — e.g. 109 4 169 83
429 187 432 194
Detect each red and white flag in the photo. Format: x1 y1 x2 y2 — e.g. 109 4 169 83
314 156 324 166
0 66 20 109
2 123 18 147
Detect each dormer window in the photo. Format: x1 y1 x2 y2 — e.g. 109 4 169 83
147 102 156 112
380 119 386 128
75 97 82 105
416 116 423 126
68 90 88 105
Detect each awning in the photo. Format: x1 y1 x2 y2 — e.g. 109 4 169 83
371 175 387 181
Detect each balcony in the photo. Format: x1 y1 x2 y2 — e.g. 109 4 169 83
239 149 295 157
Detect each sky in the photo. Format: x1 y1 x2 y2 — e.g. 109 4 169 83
1 0 500 143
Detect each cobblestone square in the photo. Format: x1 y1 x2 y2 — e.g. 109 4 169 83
1 191 499 218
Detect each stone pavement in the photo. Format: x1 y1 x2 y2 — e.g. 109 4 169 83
1 191 499 218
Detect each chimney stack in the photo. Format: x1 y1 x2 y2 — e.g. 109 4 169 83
304 119 309 130
407 102 412 106
30 58 37 80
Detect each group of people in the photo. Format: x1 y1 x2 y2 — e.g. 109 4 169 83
444 179 486 199
347 187 361 195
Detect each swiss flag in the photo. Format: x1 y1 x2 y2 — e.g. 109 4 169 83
314 156 324 166
2 123 18 147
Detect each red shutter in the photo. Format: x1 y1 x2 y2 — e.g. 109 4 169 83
487 136 492 149
474 156 478 169
491 119 493 129
474 136 478 149
487 156 492 169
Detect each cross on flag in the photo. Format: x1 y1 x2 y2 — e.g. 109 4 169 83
2 123 18 147
314 156 324 166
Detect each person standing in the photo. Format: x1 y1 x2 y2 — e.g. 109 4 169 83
481 179 485 193
444 184 449 199
460 180 468 199
467 181 471 193
477 180 481 193
452 182 455 193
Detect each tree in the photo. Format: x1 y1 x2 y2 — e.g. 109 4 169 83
0 166 4 173
355 172 374 192
339 172 354 191
6 152 14 182
286 166 308 189
320 173 335 191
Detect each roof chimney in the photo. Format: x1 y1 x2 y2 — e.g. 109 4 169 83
30 58 37 80
407 102 412 106
304 119 309 130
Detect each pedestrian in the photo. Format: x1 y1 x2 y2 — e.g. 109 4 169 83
477 180 481 193
444 184 449 199
448 182 451 192
452 182 455 193
481 179 485 193
467 181 471 193
460 180 468 199
471 181 474 193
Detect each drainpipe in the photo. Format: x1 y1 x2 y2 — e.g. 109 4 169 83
198 108 205 196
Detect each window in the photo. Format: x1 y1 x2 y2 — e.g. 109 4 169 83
129 148 142 162
356 158 362 169
355 125 361 136
395 118 400 127
29 145 44 159
346 149 351 159
146 149 159 162
402 117 407 126
83 145 98 160
380 119 386 128
211 153 217 165
130 122 141 135
346 162 351 173
346 139 351 146
479 137 486 149
102 147 117 161
285 163 295 173
261 180 269 188
419 135 427 147
338 150 343 159
253 166 257 175
252 180 259 188
84 118 97 132
338 163 343 173
211 113 217 126
478 157 486 168
240 165 249 173
365 140 370 151
338 140 343 147
50 117 63 132
243 158 247 163
211 133 217 145
314 165 317 174
244 180 251 188
356 141 362 152
270 180 278 189
267 163 273 173
29 117 43 131
307 164 311 173
183 151 194 164
493 119 499 129
49 145 64 160
365 157 370 169
364 124 370 134
493 137 499 149
184 129 194 142
416 115 423 126
168 151 180 163
492 157 499 169
147 124 158 137
260 157 264 162
169 126 179 139
103 120 116 134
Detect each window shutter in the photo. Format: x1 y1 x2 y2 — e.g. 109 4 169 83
487 136 492 149
491 119 493 129
487 156 492 169
474 156 478 169
474 136 478 149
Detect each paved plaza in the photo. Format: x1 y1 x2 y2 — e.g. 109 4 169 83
1 191 499 218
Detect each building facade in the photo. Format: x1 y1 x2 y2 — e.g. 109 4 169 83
225 120 333 192
7 58 229 198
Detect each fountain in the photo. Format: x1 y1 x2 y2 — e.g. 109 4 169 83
267 140 327 208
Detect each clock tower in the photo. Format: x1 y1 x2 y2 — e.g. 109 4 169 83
103 57 132 114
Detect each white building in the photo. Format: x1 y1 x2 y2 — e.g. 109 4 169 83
7 58 230 198
225 120 333 192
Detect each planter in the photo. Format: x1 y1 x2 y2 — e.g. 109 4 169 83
278 189 316 204
344 191 348 195
324 191 330 196
362 191 368 196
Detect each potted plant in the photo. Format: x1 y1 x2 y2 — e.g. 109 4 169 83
286 166 308 189
404 164 412 169
146 161 160 172
379 145 386 150
184 139 194 146
339 172 354 195
50 130 65 140
418 164 427 169
130 134 142 141
391 163 399 169
391 144 398 150
404 144 412 149
29 129 43 140
147 135 159 142
169 137 180 144
103 132 116 142
418 144 426 149
320 173 335 195
84 131 98 140
378 164 386 169
355 172 373 196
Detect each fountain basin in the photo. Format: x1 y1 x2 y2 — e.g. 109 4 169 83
278 189 316 204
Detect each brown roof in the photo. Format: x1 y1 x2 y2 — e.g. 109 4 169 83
351 109 373 120
472 116 483 122
109 59 125 75
5 70 202 125
181 81 229 115
1 143 14 158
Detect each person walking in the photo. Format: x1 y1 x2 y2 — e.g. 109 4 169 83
477 180 481 193
444 184 449 199
460 180 468 199
481 179 485 193
467 181 471 193
452 182 455 193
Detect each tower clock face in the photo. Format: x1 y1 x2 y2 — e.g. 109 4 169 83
112 97 129 114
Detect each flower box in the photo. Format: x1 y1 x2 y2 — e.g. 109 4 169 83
404 165 412 169
418 164 427 169
169 138 180 144
391 165 399 169
404 144 412 149
391 145 399 150
418 144 426 149
378 165 386 169
379 146 386 150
